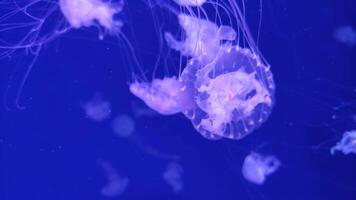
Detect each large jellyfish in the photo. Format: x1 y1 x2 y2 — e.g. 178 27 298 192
130 11 275 140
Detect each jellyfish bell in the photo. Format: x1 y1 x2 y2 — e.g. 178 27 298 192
180 45 275 140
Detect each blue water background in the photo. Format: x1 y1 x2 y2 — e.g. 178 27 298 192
1 0 356 199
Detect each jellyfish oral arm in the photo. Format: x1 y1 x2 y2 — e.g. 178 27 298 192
173 0 206 7
165 14 236 62
129 77 194 115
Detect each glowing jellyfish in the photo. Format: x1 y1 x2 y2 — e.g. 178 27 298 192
173 0 206 7
59 0 123 31
334 26 356 47
0 0 123 109
130 15 275 140
162 162 184 193
330 130 356 155
242 152 280 185
111 114 135 138
129 77 195 115
165 14 237 64
0 0 122 57
180 46 274 139
82 93 111 121
99 160 129 198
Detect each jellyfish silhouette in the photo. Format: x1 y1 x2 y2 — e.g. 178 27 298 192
130 13 275 140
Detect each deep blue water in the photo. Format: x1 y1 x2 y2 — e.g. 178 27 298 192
1 0 356 200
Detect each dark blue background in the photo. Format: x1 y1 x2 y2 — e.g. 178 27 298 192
1 0 356 199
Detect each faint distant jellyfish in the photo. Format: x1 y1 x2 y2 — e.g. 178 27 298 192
130 14 275 140
82 93 111 121
330 130 356 155
242 152 281 185
333 26 356 47
99 160 129 198
162 162 184 193
111 114 135 137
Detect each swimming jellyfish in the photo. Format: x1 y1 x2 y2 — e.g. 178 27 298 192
99 160 129 198
59 0 123 31
330 130 356 155
333 26 356 47
242 152 281 185
0 0 123 57
82 93 111 121
0 0 123 109
130 14 275 140
162 162 184 193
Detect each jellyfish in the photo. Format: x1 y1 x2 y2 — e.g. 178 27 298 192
0 0 123 109
241 152 281 185
82 93 111 121
162 162 184 193
98 160 129 198
130 13 275 140
334 26 356 47
0 0 122 58
330 130 356 155
111 114 135 138
165 14 237 65
59 0 123 31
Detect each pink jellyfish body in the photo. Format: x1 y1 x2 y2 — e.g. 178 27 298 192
129 12 275 140
180 46 274 140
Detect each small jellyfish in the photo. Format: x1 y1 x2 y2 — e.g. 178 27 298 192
111 114 135 138
242 152 281 185
162 162 184 193
129 77 195 115
333 26 356 47
82 93 111 121
99 160 129 198
330 130 356 155
59 0 123 31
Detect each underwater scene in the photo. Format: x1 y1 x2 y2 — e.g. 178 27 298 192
0 0 355 199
